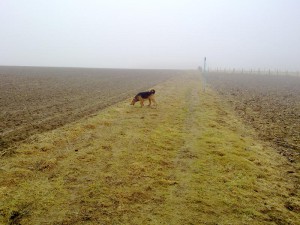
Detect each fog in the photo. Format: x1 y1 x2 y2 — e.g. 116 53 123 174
0 0 299 70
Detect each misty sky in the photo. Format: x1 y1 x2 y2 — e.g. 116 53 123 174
0 0 299 70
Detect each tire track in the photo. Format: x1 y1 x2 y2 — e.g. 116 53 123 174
166 77 203 224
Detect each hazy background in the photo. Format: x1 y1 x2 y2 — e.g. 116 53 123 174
0 0 299 70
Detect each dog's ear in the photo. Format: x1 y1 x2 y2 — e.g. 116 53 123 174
150 89 155 94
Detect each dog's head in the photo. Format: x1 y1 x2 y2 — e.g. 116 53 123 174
130 98 137 105
150 89 155 94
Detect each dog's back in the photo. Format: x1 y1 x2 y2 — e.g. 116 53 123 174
136 91 153 99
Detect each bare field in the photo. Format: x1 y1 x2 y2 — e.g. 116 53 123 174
206 73 300 161
0 66 179 151
1 73 299 224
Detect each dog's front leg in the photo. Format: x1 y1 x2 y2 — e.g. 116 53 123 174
140 99 144 107
148 98 152 106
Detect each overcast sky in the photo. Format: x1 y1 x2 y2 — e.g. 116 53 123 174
0 0 299 70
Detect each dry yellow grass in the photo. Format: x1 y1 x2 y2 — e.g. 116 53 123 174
0 72 299 224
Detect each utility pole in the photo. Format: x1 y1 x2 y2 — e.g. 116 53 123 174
203 57 207 92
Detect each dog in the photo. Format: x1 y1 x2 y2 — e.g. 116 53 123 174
130 89 157 107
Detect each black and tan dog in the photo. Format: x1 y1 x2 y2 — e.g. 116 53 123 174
130 89 157 107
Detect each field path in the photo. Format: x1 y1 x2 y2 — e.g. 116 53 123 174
165 80 203 223
0 72 299 224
